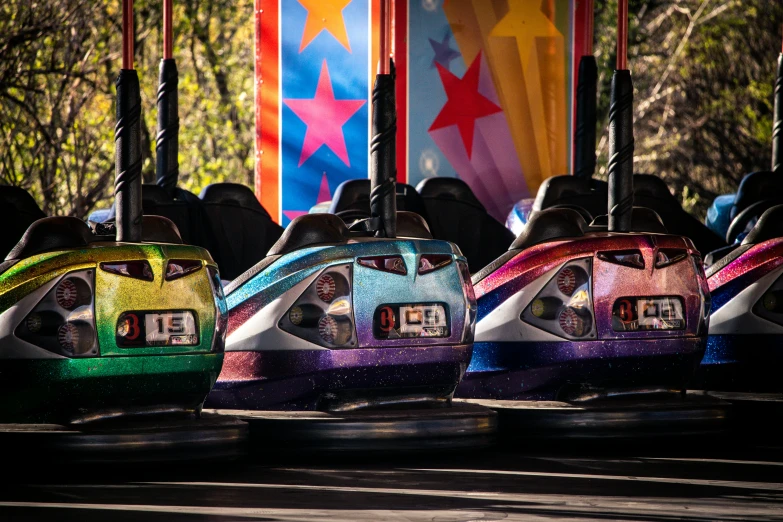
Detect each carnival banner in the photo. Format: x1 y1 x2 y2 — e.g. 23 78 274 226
255 0 578 224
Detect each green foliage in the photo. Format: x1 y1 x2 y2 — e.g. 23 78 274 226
593 0 783 217
0 0 254 217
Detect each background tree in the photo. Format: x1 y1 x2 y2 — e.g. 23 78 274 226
1 0 782 219
594 0 783 216
0 0 254 217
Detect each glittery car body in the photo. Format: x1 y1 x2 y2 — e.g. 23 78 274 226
0 243 226 423
206 239 475 411
694 238 783 392
455 233 709 401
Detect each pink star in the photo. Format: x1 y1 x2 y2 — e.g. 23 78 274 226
284 61 366 167
283 172 333 221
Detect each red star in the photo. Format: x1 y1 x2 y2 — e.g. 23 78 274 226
429 53 502 159
284 60 366 167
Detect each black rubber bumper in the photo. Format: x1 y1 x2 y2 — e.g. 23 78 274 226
207 402 497 452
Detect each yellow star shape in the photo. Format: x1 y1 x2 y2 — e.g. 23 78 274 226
490 0 561 71
297 0 353 53
490 0 564 179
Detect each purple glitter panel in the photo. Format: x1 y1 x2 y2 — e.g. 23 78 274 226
206 345 471 410
457 338 705 401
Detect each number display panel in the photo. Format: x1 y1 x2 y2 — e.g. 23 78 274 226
116 310 199 347
373 303 449 339
612 297 685 332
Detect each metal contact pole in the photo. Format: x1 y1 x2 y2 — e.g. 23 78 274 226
369 0 397 238
607 0 634 232
156 0 180 195
115 0 143 242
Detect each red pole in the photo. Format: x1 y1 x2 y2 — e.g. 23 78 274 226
163 0 173 60
584 0 594 56
617 0 628 70
254 0 263 202
379 0 391 74
122 0 134 69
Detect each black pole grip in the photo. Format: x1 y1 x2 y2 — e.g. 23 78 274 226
574 55 597 179
773 54 783 173
607 69 634 233
370 69 397 238
114 69 144 242
156 58 179 195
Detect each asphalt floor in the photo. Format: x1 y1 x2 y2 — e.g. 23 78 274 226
0 433 780 521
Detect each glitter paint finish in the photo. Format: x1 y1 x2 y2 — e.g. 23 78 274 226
456 339 703 400
707 239 783 311
476 233 705 338
0 242 225 422
216 238 473 411
226 239 463 338
0 354 222 423
697 239 783 392
461 232 708 401
206 345 471 410
93 246 218 356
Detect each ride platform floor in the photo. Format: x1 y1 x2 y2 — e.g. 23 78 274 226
0 432 780 521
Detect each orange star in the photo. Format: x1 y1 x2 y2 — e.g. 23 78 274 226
297 0 353 53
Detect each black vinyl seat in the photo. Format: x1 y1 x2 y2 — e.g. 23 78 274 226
511 208 587 250
104 184 217 253
90 215 184 245
707 204 783 276
725 199 782 244
267 213 350 257
142 185 216 250
6 217 93 261
588 206 669 234
730 171 783 221
329 179 429 225
199 183 284 281
416 177 515 273
741 204 783 245
1 214 183 276
532 175 608 222
719 171 783 244
472 208 586 284
395 211 433 239
632 175 726 254
329 179 371 222
0 186 47 260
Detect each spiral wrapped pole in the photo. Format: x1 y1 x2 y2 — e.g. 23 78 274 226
607 0 633 233
370 68 397 238
772 52 783 173
115 0 143 242
574 55 597 179
156 0 179 195
369 0 396 238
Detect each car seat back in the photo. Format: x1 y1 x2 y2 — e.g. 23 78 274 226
199 183 284 280
632 175 726 254
416 177 515 272
533 175 608 220
0 186 47 259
